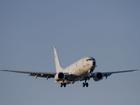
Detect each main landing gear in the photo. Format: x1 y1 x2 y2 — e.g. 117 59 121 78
82 80 89 87
60 83 66 87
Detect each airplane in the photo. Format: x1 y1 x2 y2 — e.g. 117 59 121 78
0 47 138 87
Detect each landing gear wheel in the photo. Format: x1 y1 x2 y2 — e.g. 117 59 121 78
82 82 89 87
63 83 66 87
85 83 88 87
60 83 63 87
60 83 66 87
83 83 85 87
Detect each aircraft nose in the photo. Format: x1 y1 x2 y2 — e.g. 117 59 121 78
88 57 96 73
91 57 96 66
86 57 96 66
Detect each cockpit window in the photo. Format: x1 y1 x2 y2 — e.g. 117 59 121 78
86 57 95 61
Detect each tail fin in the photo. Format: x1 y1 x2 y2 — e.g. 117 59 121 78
53 47 63 73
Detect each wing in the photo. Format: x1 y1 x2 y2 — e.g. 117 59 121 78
0 70 56 79
102 69 138 78
90 69 138 81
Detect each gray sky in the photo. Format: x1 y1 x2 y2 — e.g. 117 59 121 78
0 0 140 105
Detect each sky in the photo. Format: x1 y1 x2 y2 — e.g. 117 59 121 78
0 0 140 105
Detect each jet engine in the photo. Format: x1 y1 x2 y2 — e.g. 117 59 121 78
55 72 65 81
92 72 103 81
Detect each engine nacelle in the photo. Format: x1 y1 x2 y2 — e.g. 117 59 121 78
93 72 103 81
55 72 65 81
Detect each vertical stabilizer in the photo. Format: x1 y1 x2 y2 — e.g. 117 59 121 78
53 47 63 73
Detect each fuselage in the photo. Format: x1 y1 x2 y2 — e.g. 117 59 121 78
55 57 96 84
64 57 95 75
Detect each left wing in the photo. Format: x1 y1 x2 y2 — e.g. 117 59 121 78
102 69 138 78
0 70 55 79
90 69 138 81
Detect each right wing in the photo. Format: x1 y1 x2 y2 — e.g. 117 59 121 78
0 70 56 79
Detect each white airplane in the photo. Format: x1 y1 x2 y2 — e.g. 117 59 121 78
0 47 138 87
